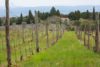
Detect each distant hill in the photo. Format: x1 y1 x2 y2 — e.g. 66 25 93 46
0 6 100 17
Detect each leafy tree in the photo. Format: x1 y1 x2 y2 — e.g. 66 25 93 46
99 13 100 19
38 11 50 20
56 10 60 16
68 12 75 20
75 10 81 20
27 10 34 24
10 17 17 25
17 13 23 24
81 10 90 19
42 12 50 20
86 10 90 19
50 7 57 16
68 10 80 20
37 7 60 20
50 7 61 16
0 18 3 26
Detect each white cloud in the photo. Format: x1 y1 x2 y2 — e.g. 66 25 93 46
0 0 4 7
0 0 100 8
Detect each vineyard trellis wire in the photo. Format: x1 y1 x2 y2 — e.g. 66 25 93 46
0 12 66 66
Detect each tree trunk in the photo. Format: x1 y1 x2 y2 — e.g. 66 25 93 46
5 0 11 67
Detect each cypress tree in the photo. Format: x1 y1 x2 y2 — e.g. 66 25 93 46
27 10 34 24
50 7 56 16
86 10 90 19
93 7 96 20
17 13 23 24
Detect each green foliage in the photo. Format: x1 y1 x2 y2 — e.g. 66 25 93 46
27 10 35 24
17 13 23 24
93 7 96 20
10 17 17 25
68 12 75 20
0 18 3 26
50 7 57 16
38 11 50 20
81 10 90 19
37 7 60 20
0 7 61 25
68 10 80 20
68 7 96 20
56 10 60 16
50 7 60 16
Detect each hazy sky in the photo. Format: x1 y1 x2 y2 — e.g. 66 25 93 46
0 0 100 7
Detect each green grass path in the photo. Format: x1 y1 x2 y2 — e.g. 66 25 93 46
19 31 100 67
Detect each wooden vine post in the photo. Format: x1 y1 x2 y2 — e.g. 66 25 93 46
46 19 49 48
56 17 59 42
5 0 11 67
35 12 39 52
31 22 34 55
84 25 86 46
95 13 100 52
87 24 90 49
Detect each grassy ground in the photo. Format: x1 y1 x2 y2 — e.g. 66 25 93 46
19 31 100 67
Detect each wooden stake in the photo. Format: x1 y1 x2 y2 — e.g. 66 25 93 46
5 0 11 67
